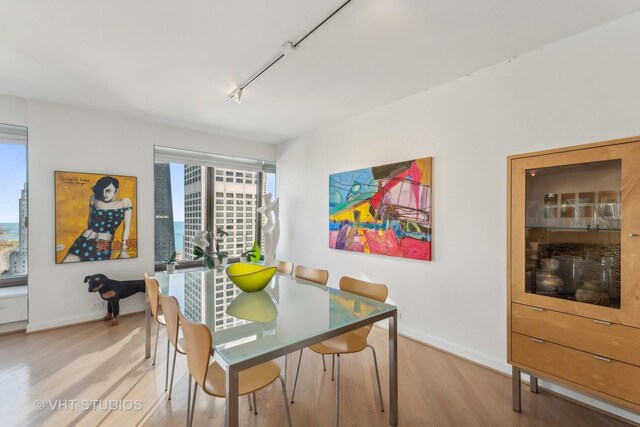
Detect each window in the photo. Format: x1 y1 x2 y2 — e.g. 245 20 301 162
0 125 28 287
153 147 275 269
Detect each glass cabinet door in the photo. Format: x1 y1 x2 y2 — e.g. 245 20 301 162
524 160 621 308
510 141 640 327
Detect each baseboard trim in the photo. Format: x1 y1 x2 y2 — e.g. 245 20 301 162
26 310 145 334
0 320 28 335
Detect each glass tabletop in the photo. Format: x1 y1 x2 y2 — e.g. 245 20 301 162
156 268 396 366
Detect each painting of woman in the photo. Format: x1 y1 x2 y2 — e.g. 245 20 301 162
55 172 137 263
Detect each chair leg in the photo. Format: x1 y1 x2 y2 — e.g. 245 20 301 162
368 344 385 412
189 380 198 427
253 392 257 415
284 353 288 384
332 354 335 381
336 354 341 427
247 394 253 412
165 338 170 391
322 354 326 371
168 345 178 400
152 321 160 365
279 375 293 427
290 349 304 403
187 374 192 427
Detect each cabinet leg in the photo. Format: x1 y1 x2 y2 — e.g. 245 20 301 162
529 375 538 393
512 366 521 413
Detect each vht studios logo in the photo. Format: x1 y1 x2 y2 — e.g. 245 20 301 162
34 399 143 411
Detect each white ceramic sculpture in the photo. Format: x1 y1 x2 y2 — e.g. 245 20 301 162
257 193 279 267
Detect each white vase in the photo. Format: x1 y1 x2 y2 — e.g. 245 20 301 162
166 264 176 274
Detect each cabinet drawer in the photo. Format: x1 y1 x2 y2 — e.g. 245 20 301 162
512 332 640 405
512 303 640 366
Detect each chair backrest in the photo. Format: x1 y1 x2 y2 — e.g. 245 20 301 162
158 293 180 348
179 312 212 390
339 276 388 338
339 276 388 302
274 259 294 276
294 265 329 285
144 273 161 318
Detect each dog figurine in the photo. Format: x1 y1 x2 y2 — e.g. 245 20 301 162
84 274 146 326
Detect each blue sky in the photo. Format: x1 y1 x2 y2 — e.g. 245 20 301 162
0 143 27 222
170 163 185 221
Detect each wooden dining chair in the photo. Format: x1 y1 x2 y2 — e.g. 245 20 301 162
157 293 186 400
290 276 388 426
274 259 294 276
144 273 166 367
294 264 329 285
179 312 293 427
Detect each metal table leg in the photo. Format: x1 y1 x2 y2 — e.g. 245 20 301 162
389 312 398 426
225 365 239 427
529 375 538 393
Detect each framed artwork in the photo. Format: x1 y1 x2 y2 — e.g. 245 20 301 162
329 157 432 261
55 171 138 264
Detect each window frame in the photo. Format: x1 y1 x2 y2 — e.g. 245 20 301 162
154 163 269 272
0 126 28 289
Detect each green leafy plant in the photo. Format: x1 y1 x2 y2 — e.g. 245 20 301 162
164 251 177 265
240 248 258 262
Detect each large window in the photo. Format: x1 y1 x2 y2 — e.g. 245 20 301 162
153 147 275 268
0 124 28 288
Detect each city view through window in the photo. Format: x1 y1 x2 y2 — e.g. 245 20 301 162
154 162 275 264
0 135 28 284
154 158 275 329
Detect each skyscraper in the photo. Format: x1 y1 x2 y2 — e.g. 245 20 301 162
213 168 259 258
183 165 205 260
9 183 27 275
154 164 175 263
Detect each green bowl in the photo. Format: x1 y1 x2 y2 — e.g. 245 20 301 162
225 263 277 292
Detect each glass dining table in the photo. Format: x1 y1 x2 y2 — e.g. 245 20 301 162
144 268 398 427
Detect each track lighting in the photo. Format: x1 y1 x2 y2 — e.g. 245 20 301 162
228 0 353 103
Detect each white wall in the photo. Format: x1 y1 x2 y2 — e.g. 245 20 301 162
0 95 276 332
276 12 640 422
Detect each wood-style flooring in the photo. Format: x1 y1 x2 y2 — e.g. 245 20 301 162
0 313 633 427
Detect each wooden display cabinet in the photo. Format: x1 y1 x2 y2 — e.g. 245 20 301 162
507 136 640 414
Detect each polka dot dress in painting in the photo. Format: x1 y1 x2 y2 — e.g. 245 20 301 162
66 206 132 261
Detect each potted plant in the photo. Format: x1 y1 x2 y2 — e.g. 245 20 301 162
164 251 177 273
240 241 261 263
193 227 229 270
240 247 258 263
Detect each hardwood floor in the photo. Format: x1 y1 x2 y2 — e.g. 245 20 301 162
0 313 634 427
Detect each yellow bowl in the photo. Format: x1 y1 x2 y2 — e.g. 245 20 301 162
225 263 277 292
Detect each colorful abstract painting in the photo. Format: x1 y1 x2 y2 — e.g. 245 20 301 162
55 171 138 264
329 157 432 261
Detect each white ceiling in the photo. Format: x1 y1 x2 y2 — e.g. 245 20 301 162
1 1 640 143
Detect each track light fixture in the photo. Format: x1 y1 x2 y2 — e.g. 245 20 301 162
229 87 243 104
228 0 353 103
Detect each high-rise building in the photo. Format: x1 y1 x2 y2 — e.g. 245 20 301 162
9 183 27 275
154 164 175 263
183 165 205 260
213 168 259 258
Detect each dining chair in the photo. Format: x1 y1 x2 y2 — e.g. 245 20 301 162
144 273 166 367
157 293 186 400
290 276 388 426
274 259 294 276
285 264 330 382
179 312 293 427
294 264 329 285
